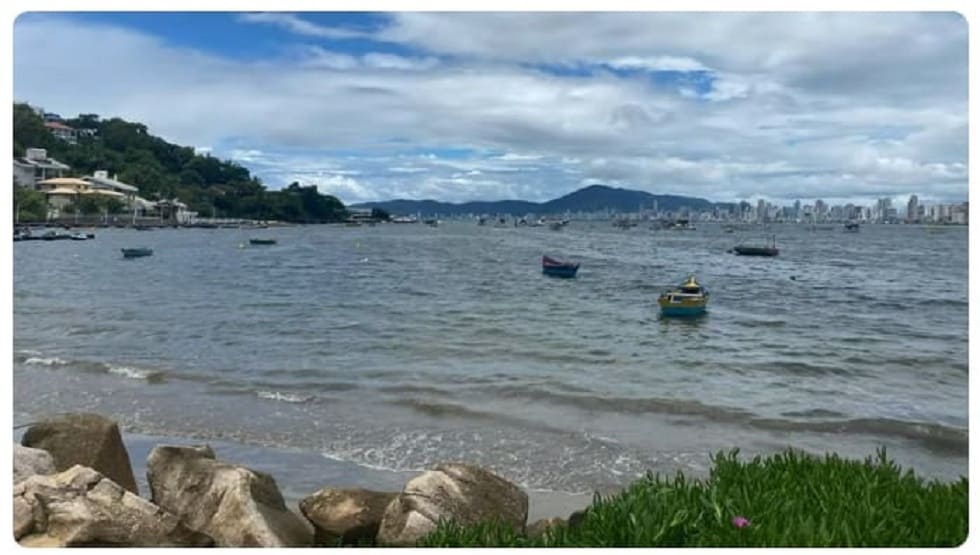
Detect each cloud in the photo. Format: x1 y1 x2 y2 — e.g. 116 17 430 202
238 12 371 40
605 56 708 72
13 13 968 205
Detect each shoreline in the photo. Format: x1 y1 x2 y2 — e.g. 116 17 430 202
15 426 594 523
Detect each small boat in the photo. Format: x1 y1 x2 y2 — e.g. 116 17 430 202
843 222 860 232
542 255 579 278
249 238 277 245
733 235 779 257
658 275 709 317
121 248 153 258
70 233 89 241
549 220 569 231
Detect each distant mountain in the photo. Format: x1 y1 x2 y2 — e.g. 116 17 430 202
351 184 714 216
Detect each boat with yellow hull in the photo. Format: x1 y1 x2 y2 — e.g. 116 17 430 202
658 275 709 317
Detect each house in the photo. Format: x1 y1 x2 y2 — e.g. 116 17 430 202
35 177 93 215
155 199 193 224
13 148 71 188
44 121 79 144
83 170 139 206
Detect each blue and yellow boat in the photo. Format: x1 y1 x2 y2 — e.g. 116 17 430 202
658 275 709 317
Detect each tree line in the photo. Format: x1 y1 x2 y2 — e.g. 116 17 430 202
13 103 349 223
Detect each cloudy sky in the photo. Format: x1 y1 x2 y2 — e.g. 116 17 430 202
13 11 968 206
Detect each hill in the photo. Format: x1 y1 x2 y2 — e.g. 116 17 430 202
13 103 348 223
352 184 714 216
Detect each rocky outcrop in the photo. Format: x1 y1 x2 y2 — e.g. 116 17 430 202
13 444 56 484
13 465 212 547
147 444 313 547
299 487 398 546
21 413 138 494
377 462 529 546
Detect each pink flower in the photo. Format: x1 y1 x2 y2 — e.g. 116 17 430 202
732 516 751 528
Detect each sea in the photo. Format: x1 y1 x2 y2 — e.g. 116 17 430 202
11 222 969 514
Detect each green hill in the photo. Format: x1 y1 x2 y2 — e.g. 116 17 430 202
13 102 348 223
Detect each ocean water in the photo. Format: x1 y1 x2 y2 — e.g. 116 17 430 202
12 222 969 498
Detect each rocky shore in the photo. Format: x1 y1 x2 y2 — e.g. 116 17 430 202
12 413 582 547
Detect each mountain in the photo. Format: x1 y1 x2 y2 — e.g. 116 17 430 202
352 184 714 216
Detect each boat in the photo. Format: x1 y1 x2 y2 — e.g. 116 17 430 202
733 235 779 257
658 275 709 317
423 219 439 227
612 218 637 229
549 220 569 231
70 233 89 241
121 248 153 258
249 238 277 245
844 222 860 232
667 218 696 231
542 255 579 278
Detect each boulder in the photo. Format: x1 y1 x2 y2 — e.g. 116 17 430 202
527 516 566 539
299 487 398 546
13 465 213 547
147 444 313 547
21 413 138 494
13 444 56 484
377 462 528 546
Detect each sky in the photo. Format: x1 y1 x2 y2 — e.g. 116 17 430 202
12 11 969 207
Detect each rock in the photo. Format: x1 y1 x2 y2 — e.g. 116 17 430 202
299 487 398 546
14 465 212 547
527 516 566 539
377 462 529 546
13 444 56 484
147 445 313 547
21 413 138 494
13 493 36 539
568 508 589 528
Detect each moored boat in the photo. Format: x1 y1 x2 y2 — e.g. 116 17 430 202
733 235 779 256
121 248 153 258
542 255 579 278
658 275 709 317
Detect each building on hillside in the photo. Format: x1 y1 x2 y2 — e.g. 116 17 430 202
35 177 94 216
13 148 71 188
83 170 139 206
44 121 79 144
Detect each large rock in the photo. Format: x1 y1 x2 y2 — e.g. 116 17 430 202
377 462 529 546
21 413 138 494
13 444 56 484
147 444 313 547
14 465 213 547
299 487 398 546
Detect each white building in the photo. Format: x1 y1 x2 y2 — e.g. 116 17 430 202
13 148 70 188
83 170 139 206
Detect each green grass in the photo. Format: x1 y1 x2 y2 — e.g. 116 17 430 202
419 448 968 547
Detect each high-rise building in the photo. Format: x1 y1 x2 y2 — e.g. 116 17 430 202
907 195 919 223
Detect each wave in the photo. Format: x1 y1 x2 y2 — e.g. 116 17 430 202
256 390 314 403
23 356 68 366
107 365 166 382
749 417 968 455
17 351 166 382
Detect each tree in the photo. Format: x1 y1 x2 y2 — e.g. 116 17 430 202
14 186 48 222
371 207 391 221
